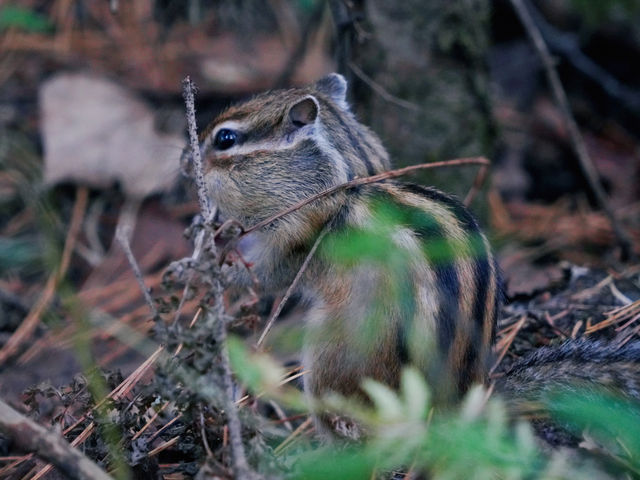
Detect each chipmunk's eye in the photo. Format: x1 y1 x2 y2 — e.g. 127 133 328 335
214 129 237 150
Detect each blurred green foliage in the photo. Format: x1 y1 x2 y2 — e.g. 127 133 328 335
229 196 640 478
549 390 640 474
296 0 320 14
0 131 60 279
0 5 53 33
325 198 487 266
570 0 640 25
229 332 640 479
0 236 40 272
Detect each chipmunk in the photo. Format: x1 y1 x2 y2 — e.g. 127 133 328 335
186 73 640 440
189 73 498 432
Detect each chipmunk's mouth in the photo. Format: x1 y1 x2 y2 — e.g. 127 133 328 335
204 153 234 172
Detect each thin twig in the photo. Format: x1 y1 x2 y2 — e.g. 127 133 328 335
131 402 169 441
64 346 165 436
463 164 489 207
243 157 490 237
147 414 182 443
182 76 212 221
212 309 255 478
171 229 206 327
200 410 214 457
348 61 422 113
509 0 634 260
490 315 527 376
31 421 97 480
182 75 255 479
268 400 293 431
147 436 180 457
0 399 112 480
524 1 640 116
273 417 313 456
255 224 331 349
115 200 158 320
0 186 88 366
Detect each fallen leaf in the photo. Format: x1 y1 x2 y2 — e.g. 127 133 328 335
41 73 182 198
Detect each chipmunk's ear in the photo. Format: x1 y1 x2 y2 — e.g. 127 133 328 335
314 73 347 107
288 95 319 128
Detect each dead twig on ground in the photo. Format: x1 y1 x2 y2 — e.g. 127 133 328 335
0 399 112 480
586 300 640 335
273 417 313 456
509 0 634 261
490 315 528 375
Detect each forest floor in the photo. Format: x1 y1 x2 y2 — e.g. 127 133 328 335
1 2 640 479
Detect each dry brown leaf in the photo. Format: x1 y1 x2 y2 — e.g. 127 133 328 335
41 73 182 198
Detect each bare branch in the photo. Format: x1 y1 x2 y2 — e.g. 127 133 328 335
509 0 634 260
525 1 640 116
0 398 113 480
212 307 256 478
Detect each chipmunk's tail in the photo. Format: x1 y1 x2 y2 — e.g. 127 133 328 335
494 339 640 446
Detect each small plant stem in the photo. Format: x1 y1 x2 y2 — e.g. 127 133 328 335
182 76 213 221
115 199 158 319
255 224 331 349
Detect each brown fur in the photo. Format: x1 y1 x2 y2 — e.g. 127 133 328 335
193 74 499 437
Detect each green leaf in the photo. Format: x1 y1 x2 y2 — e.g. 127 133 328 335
227 335 263 391
0 236 40 272
361 379 404 422
548 389 640 464
0 6 53 33
321 227 396 266
295 445 375 480
401 367 430 421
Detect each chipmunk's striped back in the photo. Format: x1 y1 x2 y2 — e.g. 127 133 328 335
378 182 499 394
304 181 499 405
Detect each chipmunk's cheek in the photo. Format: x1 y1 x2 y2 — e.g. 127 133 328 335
206 172 223 196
